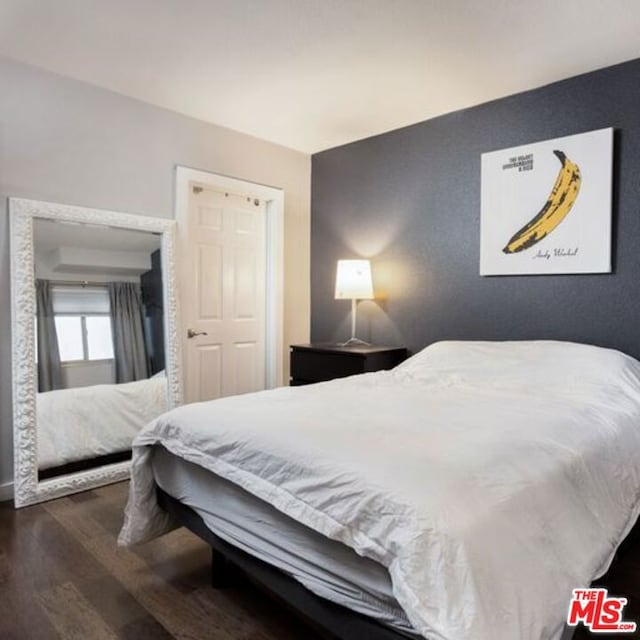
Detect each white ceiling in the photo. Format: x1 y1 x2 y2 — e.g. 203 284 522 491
33 219 161 253
1 0 640 153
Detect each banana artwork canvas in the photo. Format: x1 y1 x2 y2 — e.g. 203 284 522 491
480 127 613 275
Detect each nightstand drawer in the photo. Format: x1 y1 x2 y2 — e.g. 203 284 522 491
291 350 364 383
289 344 407 386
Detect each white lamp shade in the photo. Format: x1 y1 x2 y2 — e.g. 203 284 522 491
334 259 374 300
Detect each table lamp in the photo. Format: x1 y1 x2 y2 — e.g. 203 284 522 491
334 259 374 346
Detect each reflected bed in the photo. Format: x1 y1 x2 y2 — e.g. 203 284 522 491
37 374 167 472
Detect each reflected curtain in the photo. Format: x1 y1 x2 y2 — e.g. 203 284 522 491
109 282 148 383
35 279 63 392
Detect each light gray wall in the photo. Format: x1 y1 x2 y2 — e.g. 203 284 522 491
62 361 115 389
0 57 311 492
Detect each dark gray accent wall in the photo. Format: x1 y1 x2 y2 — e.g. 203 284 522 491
311 58 640 359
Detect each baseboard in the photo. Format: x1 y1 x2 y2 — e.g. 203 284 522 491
0 480 14 503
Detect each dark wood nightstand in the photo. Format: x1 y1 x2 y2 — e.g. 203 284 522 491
289 343 408 386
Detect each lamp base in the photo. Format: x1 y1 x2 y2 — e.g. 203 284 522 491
338 337 371 347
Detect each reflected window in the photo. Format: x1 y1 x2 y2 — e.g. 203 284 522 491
54 316 85 361
51 286 114 363
86 316 114 360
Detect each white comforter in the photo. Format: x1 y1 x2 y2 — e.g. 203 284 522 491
38 375 168 469
119 341 640 640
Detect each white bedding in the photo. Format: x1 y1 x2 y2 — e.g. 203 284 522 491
38 374 168 469
151 445 416 635
120 341 640 640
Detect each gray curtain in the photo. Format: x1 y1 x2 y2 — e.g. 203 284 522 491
35 279 63 392
109 282 149 383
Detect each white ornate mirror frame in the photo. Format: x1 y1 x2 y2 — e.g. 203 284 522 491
10 198 182 507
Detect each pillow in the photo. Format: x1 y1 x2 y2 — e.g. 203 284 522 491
394 340 640 392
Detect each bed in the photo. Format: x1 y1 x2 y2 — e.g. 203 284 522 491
119 341 640 640
37 373 168 472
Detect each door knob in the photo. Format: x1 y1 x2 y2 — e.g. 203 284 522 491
187 328 208 339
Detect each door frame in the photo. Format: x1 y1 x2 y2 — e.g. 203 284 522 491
174 166 285 389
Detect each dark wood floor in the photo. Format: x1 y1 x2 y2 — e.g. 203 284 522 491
572 521 640 640
0 481 638 639
0 482 324 640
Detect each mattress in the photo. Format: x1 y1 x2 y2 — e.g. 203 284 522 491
151 445 417 636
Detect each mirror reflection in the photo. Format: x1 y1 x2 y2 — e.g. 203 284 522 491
33 218 167 479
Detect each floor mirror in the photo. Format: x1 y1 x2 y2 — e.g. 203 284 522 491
10 198 181 507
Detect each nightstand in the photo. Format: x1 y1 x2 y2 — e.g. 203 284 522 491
289 343 408 386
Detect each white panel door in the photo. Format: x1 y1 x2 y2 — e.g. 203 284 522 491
181 185 266 403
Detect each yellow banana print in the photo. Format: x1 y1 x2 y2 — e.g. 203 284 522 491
503 150 581 254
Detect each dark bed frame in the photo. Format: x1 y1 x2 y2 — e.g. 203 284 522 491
156 487 412 640
39 450 132 480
